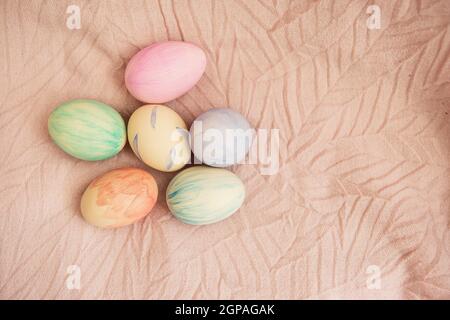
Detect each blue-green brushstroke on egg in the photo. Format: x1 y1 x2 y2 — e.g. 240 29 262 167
48 99 126 161
166 166 246 225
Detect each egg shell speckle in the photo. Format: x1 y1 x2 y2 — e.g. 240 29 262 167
48 99 126 161
125 41 206 103
80 168 158 229
127 104 191 172
166 166 245 225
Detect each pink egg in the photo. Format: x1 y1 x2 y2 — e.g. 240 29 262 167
125 41 207 103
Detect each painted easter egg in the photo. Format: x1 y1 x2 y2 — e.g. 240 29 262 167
127 104 191 172
48 99 126 161
190 108 253 167
166 166 245 225
125 41 207 103
80 167 158 228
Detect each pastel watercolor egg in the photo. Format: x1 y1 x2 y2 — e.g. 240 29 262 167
190 108 253 167
166 166 245 225
80 167 158 228
125 41 207 103
48 99 126 161
127 104 191 172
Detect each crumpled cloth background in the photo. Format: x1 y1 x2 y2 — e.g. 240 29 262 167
0 0 449 299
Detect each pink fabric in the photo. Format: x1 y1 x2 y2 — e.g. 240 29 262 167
0 0 449 299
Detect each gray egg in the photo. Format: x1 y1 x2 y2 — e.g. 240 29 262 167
190 108 253 167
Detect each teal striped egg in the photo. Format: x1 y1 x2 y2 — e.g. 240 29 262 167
48 99 126 161
166 166 245 225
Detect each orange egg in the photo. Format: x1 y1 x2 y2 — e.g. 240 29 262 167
80 168 158 228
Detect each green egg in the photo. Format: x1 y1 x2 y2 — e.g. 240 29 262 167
48 99 126 161
166 166 246 225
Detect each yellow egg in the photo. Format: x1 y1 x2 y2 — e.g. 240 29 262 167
127 105 191 172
